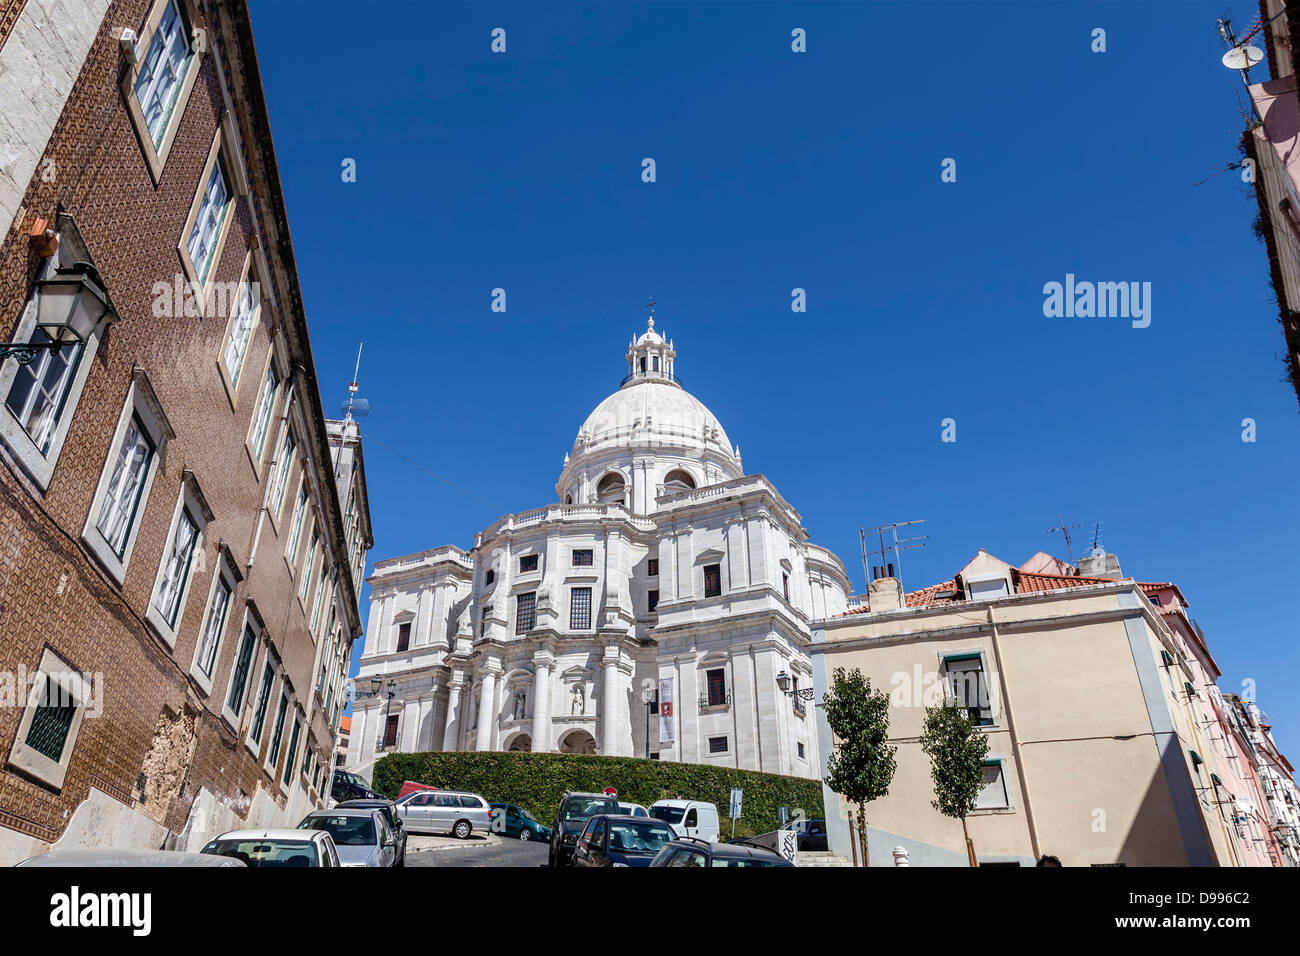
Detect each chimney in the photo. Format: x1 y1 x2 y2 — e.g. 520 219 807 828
1077 548 1122 578
867 576 904 612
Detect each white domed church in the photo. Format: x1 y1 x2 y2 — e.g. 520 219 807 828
348 313 852 780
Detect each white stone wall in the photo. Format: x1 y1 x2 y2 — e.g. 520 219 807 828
1 0 111 235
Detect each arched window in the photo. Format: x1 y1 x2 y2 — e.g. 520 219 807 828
565 494 573 505
663 469 696 494
596 472 626 506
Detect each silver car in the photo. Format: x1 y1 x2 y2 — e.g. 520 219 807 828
395 789 492 839
297 808 398 867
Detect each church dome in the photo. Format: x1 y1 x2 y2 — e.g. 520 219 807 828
557 310 742 511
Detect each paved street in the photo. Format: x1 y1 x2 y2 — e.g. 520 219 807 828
408 834 549 868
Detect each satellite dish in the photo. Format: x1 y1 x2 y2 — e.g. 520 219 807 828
1222 45 1264 71
340 397 370 418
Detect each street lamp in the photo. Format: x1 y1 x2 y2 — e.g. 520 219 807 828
0 262 118 365
641 685 656 759
776 670 815 701
366 677 397 752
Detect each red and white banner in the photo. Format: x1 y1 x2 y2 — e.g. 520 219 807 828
659 678 674 743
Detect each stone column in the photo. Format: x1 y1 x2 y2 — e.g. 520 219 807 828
531 655 552 752
349 706 368 769
476 664 498 751
602 656 621 755
442 680 463 751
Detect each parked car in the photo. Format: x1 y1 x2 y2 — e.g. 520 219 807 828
17 848 245 867
200 829 341 867
331 769 384 803
335 799 407 865
648 799 721 841
788 817 828 851
489 803 551 842
571 814 678 867
395 789 492 839
617 802 649 818
549 791 620 867
650 836 793 867
298 808 399 868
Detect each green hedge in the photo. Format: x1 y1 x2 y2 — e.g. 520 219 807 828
372 751 823 839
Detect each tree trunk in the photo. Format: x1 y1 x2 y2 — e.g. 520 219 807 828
961 815 977 867
857 806 870 868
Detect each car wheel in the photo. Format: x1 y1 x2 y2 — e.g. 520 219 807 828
453 820 472 840
519 828 532 842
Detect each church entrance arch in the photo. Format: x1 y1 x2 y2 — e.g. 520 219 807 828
559 729 597 755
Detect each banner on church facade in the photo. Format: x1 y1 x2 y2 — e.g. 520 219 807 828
659 678 674 743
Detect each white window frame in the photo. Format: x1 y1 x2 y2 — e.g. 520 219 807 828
221 608 262 730
310 568 328 635
941 652 997 727
0 257 108 490
281 710 303 791
269 426 296 521
966 573 1011 601
285 481 308 569
218 252 261 403
299 522 318 606
245 650 280 759
246 354 280 473
122 0 205 184
973 757 1013 811
81 370 175 585
8 648 94 791
265 687 292 777
189 550 238 694
145 472 211 647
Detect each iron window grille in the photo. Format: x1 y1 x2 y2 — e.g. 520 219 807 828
519 554 539 573
24 676 76 762
572 549 594 567
647 558 659 576
571 587 592 630
708 736 728 754
516 592 536 633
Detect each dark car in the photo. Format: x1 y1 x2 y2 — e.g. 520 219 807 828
490 803 552 842
332 769 383 803
549 791 620 867
650 836 794 868
336 798 407 866
572 814 678 868
796 818 828 852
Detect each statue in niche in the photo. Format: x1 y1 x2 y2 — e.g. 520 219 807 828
513 689 527 721
571 682 585 716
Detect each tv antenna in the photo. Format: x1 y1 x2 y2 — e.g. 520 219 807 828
1045 513 1092 566
1217 17 1265 121
1087 521 1105 556
860 519 928 589
340 342 369 423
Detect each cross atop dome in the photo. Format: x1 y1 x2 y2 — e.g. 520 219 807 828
626 301 677 387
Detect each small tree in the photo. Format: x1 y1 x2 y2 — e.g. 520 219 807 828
822 667 897 867
919 698 990 866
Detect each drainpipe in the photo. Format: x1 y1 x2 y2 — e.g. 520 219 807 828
247 355 301 573
986 605 1043 861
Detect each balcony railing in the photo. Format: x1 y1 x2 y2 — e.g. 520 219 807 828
699 691 732 709
620 369 683 388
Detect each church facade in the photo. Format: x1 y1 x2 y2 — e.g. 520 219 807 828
348 316 851 780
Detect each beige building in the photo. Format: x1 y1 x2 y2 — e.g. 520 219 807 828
810 549 1225 866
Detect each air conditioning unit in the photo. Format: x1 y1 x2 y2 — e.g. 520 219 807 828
119 28 140 65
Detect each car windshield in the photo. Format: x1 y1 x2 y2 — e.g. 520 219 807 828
607 821 676 854
202 839 317 867
649 806 685 824
521 808 537 822
563 798 618 821
300 815 376 846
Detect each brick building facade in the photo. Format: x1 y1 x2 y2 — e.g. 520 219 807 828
0 0 371 863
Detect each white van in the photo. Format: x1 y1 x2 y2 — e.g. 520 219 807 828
648 800 721 841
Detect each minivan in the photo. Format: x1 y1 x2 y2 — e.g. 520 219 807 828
648 799 721 841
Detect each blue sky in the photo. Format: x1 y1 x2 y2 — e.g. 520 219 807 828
248 1 1300 758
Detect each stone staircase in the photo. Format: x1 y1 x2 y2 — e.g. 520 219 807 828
796 850 853 867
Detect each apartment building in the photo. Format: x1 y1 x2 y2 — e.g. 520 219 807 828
0 0 370 862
